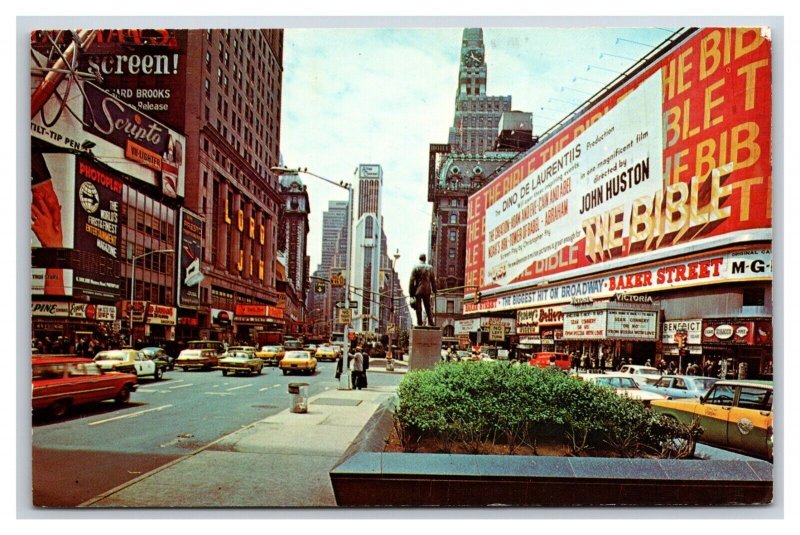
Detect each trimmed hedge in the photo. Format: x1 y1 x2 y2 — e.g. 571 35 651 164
394 361 691 458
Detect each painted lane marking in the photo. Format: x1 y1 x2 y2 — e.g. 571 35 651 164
259 384 282 392
205 392 234 396
88 405 173 426
169 383 193 390
226 384 254 392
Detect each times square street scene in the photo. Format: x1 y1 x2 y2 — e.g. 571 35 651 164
25 23 777 512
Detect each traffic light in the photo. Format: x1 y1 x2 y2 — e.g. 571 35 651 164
473 291 482 304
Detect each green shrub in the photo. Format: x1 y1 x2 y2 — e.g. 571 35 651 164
394 362 690 457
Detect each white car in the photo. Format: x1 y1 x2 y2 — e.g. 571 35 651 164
93 349 163 380
581 372 668 406
618 364 662 386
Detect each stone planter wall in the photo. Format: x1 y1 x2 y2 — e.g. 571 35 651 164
329 403 773 507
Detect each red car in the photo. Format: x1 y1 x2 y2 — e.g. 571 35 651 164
529 352 572 371
32 356 138 418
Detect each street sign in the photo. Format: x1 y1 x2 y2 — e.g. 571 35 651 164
330 273 345 288
337 308 352 324
489 324 505 342
336 301 358 309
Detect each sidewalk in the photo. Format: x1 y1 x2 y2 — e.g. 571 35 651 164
82 361 406 508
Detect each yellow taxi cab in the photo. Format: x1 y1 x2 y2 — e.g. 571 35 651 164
650 379 773 461
256 345 285 366
278 350 317 375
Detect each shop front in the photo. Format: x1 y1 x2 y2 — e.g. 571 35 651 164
562 297 660 369
660 319 703 373
234 304 285 345
701 318 772 380
516 305 564 355
211 308 234 344
144 304 177 345
32 301 118 353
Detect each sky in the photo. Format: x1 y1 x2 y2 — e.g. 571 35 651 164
278 25 679 291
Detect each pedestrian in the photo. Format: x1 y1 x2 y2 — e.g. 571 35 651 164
351 346 365 390
362 347 370 388
645 358 652 367
580 353 587 371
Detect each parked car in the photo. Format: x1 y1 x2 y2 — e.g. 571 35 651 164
217 350 264 376
580 372 668 406
639 375 718 399
176 348 219 371
93 349 164 380
256 345 285 366
618 364 662 385
141 346 175 370
529 352 571 371
279 350 317 375
32 356 138 418
651 380 773 461
315 344 339 362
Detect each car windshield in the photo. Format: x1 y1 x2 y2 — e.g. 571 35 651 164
261 346 280 352
691 378 718 390
285 351 310 360
227 352 249 359
638 367 660 375
94 351 125 361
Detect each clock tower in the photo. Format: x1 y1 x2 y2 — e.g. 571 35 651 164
448 28 511 155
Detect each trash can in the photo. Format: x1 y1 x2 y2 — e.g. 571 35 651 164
288 382 309 413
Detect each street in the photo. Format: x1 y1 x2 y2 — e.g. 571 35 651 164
31 360 400 507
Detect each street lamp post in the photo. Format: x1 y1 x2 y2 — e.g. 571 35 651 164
271 166 354 356
129 248 174 346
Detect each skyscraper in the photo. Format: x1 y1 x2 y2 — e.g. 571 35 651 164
353 164 383 333
428 28 534 342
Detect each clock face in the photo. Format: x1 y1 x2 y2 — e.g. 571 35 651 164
464 50 483 67
78 181 100 213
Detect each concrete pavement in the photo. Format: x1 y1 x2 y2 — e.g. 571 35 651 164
81 358 407 508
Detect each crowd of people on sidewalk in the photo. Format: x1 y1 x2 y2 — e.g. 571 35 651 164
334 345 372 390
32 334 127 357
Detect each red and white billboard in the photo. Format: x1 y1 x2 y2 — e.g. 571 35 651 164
31 50 186 198
466 28 772 295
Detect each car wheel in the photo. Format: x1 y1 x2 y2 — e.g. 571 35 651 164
282 369 288 375
222 369 228 376
49 399 71 419
115 385 132 404
257 365 262 375
182 367 189 372
154 367 163 381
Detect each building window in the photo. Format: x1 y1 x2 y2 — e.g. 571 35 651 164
449 248 456 259
204 79 210 97
446 301 455 314
450 199 458 207
449 230 457 241
743 287 765 307
449 213 458 224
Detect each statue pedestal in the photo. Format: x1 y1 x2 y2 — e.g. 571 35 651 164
409 327 442 370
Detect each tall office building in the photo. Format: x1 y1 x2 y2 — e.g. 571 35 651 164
311 199 349 338
447 28 512 154
181 29 285 343
352 164 383 333
428 28 534 342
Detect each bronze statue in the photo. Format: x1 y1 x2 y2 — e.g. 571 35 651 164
409 253 436 327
